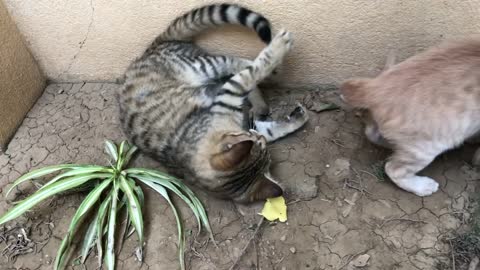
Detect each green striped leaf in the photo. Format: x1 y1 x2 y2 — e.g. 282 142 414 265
96 194 112 267
147 170 214 243
118 141 127 157
54 178 112 270
104 140 118 162
0 173 111 225
39 166 112 191
119 176 144 257
130 172 213 241
104 184 119 270
125 179 144 237
131 173 200 231
116 141 127 170
127 178 144 208
101 193 128 237
122 144 138 167
80 214 98 264
6 164 85 196
124 168 170 179
138 178 185 270
176 183 215 244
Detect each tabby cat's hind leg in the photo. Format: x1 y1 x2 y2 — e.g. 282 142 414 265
212 30 292 113
253 105 308 142
170 54 253 84
221 29 291 93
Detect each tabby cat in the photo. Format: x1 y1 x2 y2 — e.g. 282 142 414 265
340 37 480 197
117 3 309 203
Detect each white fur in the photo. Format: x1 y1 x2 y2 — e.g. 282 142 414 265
246 13 259 29
214 94 244 108
226 6 240 23
393 176 439 197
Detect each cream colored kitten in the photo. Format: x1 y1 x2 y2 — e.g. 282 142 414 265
340 37 480 197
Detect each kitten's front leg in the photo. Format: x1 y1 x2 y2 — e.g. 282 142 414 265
360 109 392 148
384 147 440 196
365 123 392 149
253 104 308 142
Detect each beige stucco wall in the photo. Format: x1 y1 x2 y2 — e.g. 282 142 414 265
4 0 480 86
0 0 45 152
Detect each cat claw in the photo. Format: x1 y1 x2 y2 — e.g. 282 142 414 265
249 129 267 149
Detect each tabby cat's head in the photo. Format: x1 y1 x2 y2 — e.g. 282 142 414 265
206 131 283 204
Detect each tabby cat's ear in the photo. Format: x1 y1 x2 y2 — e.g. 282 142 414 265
250 173 283 202
210 140 254 171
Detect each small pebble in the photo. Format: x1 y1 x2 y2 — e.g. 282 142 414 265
289 247 296 254
280 235 286 241
350 254 370 267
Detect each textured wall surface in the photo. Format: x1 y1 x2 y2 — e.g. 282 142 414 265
4 0 480 86
0 0 45 152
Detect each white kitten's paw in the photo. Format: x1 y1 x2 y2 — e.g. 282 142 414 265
400 176 439 197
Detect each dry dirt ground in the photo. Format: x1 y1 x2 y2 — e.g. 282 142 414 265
0 83 479 270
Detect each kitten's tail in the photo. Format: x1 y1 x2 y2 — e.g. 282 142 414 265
152 4 272 45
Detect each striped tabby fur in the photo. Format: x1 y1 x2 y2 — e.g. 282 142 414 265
117 3 308 203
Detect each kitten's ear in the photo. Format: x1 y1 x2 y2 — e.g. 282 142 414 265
250 173 283 202
340 78 371 108
210 140 254 171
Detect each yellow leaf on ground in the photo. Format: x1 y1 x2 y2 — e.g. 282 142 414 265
260 196 287 222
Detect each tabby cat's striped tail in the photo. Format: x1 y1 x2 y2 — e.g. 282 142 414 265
153 3 272 45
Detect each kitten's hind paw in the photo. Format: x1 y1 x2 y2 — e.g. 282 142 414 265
262 29 293 65
272 29 293 51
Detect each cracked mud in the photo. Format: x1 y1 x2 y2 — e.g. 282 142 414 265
0 83 478 269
